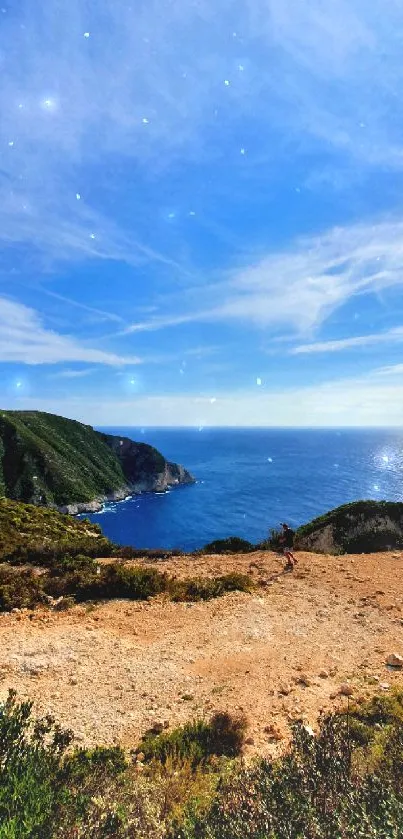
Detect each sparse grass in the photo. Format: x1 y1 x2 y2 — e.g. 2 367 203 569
139 713 247 767
0 559 254 612
0 497 113 566
198 537 254 555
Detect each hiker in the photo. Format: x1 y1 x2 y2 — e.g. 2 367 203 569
280 522 297 570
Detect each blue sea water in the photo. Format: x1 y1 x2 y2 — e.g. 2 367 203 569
83 427 403 552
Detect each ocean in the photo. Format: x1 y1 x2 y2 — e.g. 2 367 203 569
83 427 403 552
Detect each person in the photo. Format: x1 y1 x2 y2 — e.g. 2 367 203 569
280 522 297 570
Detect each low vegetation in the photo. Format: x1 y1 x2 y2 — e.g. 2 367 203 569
0 559 253 612
0 498 113 565
199 537 255 555
1 690 402 838
139 713 247 767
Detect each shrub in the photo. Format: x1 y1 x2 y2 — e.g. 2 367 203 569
177 712 403 839
170 573 253 602
75 563 169 602
198 537 254 555
46 566 253 608
0 690 73 839
51 554 97 576
0 565 45 612
257 528 283 551
139 712 247 767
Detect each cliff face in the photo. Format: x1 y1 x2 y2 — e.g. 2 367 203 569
99 433 194 493
296 500 403 554
0 411 195 513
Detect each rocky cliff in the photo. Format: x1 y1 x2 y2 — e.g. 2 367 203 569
0 410 195 513
296 500 403 554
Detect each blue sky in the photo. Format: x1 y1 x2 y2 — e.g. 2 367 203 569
2 0 403 425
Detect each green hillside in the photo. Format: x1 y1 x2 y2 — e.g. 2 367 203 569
296 499 403 553
0 411 152 506
0 497 111 563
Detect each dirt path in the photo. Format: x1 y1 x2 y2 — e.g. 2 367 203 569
0 550 402 756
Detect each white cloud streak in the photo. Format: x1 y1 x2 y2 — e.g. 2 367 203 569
0 297 141 366
292 326 403 354
123 217 403 333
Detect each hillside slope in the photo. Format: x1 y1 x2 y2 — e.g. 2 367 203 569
296 500 403 553
0 410 194 511
0 497 110 562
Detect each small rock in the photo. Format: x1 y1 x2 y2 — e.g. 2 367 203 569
245 736 255 746
278 685 291 696
319 670 329 679
386 653 403 668
136 752 145 762
264 725 283 741
297 674 312 687
303 725 315 737
339 684 354 697
380 683 390 691
69 677 78 686
181 694 194 701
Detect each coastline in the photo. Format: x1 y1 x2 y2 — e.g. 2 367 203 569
57 469 196 516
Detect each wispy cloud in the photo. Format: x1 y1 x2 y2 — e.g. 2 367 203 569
123 217 403 334
0 297 141 366
292 327 403 355
49 368 96 379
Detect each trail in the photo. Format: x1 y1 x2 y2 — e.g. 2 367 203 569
0 550 402 756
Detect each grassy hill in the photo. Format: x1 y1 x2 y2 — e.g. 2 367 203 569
296 499 403 553
0 411 126 506
0 410 192 508
0 497 112 563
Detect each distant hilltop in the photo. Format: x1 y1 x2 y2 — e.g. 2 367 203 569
295 500 403 554
0 410 195 514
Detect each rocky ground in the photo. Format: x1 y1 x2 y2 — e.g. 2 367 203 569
0 549 402 757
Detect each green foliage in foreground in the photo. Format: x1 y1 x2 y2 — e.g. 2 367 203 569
0 691 402 838
0 562 254 612
0 497 113 565
177 716 403 839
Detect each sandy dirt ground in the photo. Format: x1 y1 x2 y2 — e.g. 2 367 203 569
0 550 402 757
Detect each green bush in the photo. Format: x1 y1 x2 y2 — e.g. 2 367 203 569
170 573 253 602
46 566 253 607
177 713 403 839
51 554 98 576
0 565 45 612
1 692 403 837
0 691 73 838
198 537 254 555
139 712 247 767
